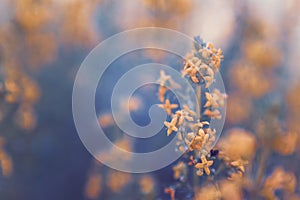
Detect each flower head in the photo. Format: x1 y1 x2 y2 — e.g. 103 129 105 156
203 109 222 119
164 117 178 136
157 70 171 86
189 130 209 150
230 159 248 173
195 156 214 176
158 99 178 115
204 89 227 108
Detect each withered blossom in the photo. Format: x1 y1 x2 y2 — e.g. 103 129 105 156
204 89 227 108
172 161 187 180
203 109 222 119
158 99 178 115
174 110 194 126
183 39 224 87
157 70 171 86
195 156 214 176
188 129 209 151
164 117 179 136
230 159 248 173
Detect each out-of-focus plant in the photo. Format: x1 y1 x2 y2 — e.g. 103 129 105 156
0 0 101 181
142 0 193 29
0 137 13 177
0 0 101 130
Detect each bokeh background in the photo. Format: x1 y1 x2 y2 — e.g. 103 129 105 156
0 0 300 199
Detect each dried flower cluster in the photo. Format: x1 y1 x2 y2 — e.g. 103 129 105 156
183 40 224 87
158 37 226 175
156 37 232 200
1 1 299 200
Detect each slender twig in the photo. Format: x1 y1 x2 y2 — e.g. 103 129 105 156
193 85 202 188
196 85 201 122
252 147 270 198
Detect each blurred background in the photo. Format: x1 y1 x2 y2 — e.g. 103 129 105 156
0 0 300 199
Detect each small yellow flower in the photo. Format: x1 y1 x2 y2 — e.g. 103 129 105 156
157 70 170 86
199 64 214 88
206 42 214 50
190 121 209 131
164 117 178 136
183 57 203 83
204 89 227 108
230 159 248 173
158 99 178 115
195 156 213 176
172 161 187 179
204 109 221 119
183 57 201 71
199 49 210 59
204 128 217 148
186 67 200 83
185 132 196 147
174 110 193 125
189 130 209 150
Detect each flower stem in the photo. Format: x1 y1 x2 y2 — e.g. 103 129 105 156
252 148 270 198
192 85 202 188
196 85 201 121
